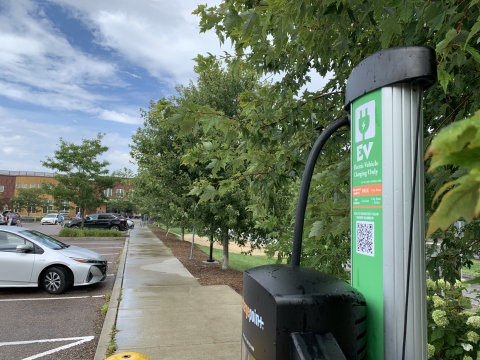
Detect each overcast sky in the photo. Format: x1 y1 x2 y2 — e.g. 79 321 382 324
0 0 327 174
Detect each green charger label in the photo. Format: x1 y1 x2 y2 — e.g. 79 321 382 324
351 89 384 359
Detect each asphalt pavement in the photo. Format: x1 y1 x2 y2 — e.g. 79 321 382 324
0 223 125 360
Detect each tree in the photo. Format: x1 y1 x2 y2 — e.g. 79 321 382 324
130 98 199 236
188 0 480 278
131 57 271 268
10 188 48 216
41 133 117 227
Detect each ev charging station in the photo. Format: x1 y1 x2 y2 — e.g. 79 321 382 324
241 47 437 360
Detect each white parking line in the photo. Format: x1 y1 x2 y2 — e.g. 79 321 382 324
0 336 94 360
0 295 104 302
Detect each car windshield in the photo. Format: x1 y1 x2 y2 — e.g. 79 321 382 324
45 214 57 218
19 230 69 249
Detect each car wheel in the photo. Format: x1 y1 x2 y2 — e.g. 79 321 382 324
110 225 120 231
43 267 69 294
71 225 80 229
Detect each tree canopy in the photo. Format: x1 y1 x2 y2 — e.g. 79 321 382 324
41 133 117 223
10 188 48 216
130 57 273 268
185 0 480 279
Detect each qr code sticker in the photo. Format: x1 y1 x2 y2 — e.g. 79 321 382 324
356 221 374 256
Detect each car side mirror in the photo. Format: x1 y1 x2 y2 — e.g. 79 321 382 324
16 244 31 253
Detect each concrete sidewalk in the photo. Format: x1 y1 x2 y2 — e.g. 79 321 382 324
95 225 242 360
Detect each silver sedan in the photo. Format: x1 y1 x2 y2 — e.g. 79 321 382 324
0 227 107 294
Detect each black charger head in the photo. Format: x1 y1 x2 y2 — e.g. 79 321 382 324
241 264 367 360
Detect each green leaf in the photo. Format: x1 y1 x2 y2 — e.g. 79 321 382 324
224 10 242 31
206 158 219 170
465 44 480 64
199 186 217 203
426 112 480 169
331 217 350 236
218 179 236 196
379 19 401 48
431 327 444 341
465 16 480 46
426 174 480 237
202 141 213 150
241 10 259 38
309 220 324 238
436 28 458 52
396 0 415 22
445 332 456 346
428 147 480 171
437 68 451 93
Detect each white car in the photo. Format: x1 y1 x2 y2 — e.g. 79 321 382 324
0 227 107 294
41 213 59 225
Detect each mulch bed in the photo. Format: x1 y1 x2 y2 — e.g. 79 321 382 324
149 227 244 295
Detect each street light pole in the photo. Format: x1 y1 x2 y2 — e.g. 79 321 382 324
189 203 197 260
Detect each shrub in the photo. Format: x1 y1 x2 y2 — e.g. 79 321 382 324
58 228 124 237
427 279 480 359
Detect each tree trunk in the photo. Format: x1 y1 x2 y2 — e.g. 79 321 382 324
181 227 185 240
222 227 229 270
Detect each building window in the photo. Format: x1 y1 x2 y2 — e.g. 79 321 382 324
116 189 124 198
59 201 69 212
38 183 43 189
0 185 4 192
30 184 35 188
16 183 20 188
43 200 53 214
104 188 112 197
22 184 27 188
29 206 36 214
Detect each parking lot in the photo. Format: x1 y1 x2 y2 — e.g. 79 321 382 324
0 222 126 359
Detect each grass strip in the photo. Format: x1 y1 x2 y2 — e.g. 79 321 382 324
195 244 281 272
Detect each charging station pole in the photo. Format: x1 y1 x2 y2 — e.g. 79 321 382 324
345 47 436 359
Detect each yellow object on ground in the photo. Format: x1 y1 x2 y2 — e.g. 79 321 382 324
106 352 150 360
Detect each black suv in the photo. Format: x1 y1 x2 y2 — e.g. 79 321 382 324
64 213 128 231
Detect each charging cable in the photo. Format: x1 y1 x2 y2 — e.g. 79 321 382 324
291 116 350 267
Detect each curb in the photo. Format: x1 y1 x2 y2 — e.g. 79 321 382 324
94 232 130 360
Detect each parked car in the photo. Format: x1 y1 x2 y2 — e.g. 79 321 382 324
64 213 128 231
41 213 59 225
111 213 134 229
0 227 107 294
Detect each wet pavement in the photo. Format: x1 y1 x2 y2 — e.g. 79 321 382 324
95 225 242 360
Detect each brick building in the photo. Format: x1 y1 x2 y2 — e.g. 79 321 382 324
0 170 132 217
